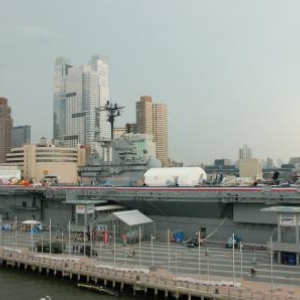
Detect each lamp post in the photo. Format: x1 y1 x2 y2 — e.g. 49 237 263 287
151 234 155 268
240 242 243 284
41 235 44 253
14 215 17 250
113 225 116 266
175 251 178 275
49 219 52 256
61 229 64 255
139 226 142 267
0 214 2 248
198 230 201 278
90 223 93 267
31 218 34 253
270 236 274 294
83 227 86 256
68 221 71 259
99 239 102 263
232 233 235 286
207 246 210 281
167 229 171 276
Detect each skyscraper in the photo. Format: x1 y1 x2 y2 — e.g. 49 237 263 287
0 97 13 163
12 125 31 148
53 55 110 149
239 144 252 159
135 96 169 166
153 103 168 166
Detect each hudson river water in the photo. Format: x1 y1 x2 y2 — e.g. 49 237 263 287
0 267 148 300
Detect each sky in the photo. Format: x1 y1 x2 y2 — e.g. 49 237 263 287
1 0 300 166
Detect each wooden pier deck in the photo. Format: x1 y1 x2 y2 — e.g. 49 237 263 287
1 246 300 300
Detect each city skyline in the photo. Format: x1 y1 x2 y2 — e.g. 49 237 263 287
1 1 300 165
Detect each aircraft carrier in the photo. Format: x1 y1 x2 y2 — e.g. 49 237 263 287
0 184 299 245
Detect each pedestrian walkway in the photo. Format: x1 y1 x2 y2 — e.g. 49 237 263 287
1 246 300 300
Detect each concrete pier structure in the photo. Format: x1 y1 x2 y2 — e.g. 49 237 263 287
1 246 300 300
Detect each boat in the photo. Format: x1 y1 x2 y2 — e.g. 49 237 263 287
77 283 118 296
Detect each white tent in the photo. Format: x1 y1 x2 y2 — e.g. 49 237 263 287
22 220 41 225
144 167 207 187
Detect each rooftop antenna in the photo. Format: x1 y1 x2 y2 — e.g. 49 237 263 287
100 101 125 140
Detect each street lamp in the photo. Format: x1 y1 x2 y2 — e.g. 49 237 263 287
139 226 142 267
198 230 201 278
240 242 243 284
232 233 235 286
0 214 2 248
68 220 71 259
207 246 210 281
31 218 34 253
49 219 52 256
167 229 171 276
151 234 155 269
270 236 274 292
14 215 18 250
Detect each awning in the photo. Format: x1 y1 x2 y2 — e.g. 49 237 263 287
95 205 124 212
22 220 41 225
261 206 300 213
113 210 153 227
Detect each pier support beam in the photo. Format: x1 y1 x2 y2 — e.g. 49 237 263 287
164 290 168 298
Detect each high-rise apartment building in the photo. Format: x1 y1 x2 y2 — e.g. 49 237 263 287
239 144 252 159
153 103 168 166
135 96 169 166
136 96 153 134
53 55 110 149
0 97 13 163
12 125 31 148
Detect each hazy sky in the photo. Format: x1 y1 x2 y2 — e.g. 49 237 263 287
1 0 300 165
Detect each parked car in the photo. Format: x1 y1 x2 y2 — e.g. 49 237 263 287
186 238 204 248
225 234 242 249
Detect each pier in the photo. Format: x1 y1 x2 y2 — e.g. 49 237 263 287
1 246 300 300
